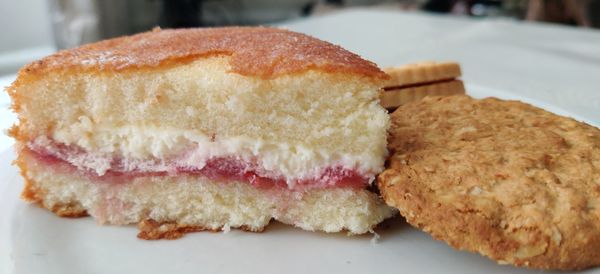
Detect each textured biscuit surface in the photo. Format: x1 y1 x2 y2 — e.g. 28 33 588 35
378 95 600 270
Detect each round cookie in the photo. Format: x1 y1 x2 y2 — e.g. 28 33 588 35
378 95 600 270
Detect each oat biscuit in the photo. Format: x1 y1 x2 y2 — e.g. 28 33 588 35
378 95 600 270
380 62 464 109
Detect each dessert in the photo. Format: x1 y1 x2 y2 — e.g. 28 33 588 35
7 27 395 239
378 95 600 270
380 62 465 109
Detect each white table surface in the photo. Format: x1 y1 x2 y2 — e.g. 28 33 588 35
1 9 599 152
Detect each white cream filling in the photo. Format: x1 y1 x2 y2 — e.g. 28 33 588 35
39 124 384 182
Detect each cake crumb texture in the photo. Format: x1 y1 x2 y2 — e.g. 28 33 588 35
19 148 395 238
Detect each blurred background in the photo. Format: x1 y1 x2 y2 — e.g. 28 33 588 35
0 0 599 74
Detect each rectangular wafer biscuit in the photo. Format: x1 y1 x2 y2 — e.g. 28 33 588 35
383 62 461 88
380 62 465 109
380 80 465 109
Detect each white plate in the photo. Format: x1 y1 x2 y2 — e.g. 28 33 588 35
1 85 599 274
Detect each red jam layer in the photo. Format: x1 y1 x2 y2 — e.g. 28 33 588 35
27 143 370 190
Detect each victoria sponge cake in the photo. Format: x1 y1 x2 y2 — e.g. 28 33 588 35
7 27 395 239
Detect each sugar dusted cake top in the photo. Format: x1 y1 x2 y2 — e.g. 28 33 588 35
16 27 389 80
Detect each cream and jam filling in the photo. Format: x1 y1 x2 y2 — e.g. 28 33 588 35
27 136 373 190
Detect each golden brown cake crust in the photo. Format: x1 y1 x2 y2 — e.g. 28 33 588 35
15 27 387 81
137 219 264 240
378 95 600 270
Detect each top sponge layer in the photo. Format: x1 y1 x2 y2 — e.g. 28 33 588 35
14 27 388 80
8 27 390 180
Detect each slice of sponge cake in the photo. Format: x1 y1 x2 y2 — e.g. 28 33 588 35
8 27 395 239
